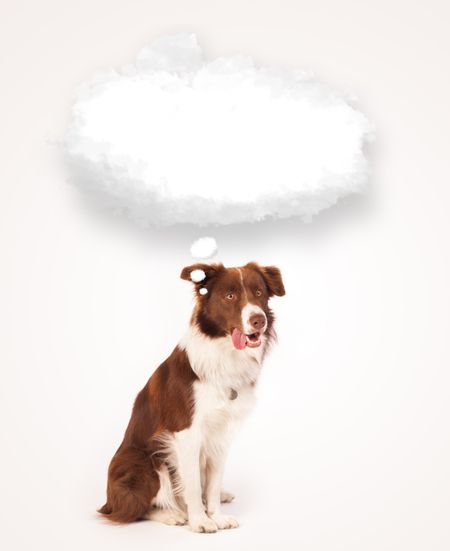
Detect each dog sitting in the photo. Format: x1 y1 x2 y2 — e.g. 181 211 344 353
98 262 285 532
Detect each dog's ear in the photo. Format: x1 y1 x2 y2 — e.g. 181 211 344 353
180 263 224 283
246 263 286 297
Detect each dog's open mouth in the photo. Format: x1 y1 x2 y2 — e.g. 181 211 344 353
231 328 262 350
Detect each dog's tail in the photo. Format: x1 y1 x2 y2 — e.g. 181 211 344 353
97 447 159 523
97 503 112 515
97 494 148 524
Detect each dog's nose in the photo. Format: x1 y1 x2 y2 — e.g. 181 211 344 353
249 313 266 331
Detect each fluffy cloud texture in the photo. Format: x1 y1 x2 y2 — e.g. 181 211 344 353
190 237 218 259
66 33 373 227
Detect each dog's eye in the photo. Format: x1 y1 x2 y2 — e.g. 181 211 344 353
255 289 262 297
226 292 234 300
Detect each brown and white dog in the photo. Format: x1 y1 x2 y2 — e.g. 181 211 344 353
98 262 285 532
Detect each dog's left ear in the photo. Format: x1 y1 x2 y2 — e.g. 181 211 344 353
180 263 224 283
246 263 286 297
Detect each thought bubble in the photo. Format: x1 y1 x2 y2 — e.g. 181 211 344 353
65 33 373 227
190 237 218 260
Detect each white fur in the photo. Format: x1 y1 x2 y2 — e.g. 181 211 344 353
151 463 183 512
146 508 187 526
152 324 267 532
180 324 264 388
241 302 267 335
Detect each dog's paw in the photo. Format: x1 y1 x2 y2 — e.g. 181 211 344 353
147 508 188 526
209 513 239 530
164 511 188 526
220 491 235 503
189 514 218 533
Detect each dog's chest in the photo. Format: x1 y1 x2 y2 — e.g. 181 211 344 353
190 350 261 429
191 380 256 456
179 327 263 448
193 379 256 427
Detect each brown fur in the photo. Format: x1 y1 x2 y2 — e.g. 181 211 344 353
181 262 285 339
98 262 285 524
98 346 197 522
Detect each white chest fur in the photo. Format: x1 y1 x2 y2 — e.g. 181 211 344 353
178 324 266 453
179 324 264 387
191 379 257 457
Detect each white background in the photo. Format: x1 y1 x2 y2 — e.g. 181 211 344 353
1 1 449 550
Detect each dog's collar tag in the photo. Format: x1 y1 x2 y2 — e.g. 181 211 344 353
229 388 238 400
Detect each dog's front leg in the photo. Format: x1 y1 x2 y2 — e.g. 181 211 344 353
175 431 217 533
205 454 239 530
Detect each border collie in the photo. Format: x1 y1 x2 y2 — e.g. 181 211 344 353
98 262 285 532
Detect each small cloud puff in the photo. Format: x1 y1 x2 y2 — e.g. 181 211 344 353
190 269 206 282
190 237 218 259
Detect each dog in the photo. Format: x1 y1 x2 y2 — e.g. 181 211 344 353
98 261 285 532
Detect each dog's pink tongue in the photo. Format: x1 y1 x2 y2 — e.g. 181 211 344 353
231 328 247 350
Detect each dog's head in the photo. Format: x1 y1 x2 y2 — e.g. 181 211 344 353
181 262 285 350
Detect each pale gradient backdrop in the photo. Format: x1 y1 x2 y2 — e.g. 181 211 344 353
1 1 449 550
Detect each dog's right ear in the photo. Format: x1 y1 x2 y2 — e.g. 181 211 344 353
180 263 224 283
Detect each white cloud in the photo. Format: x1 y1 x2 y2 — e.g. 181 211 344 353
190 269 206 282
66 33 373 227
190 237 218 259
